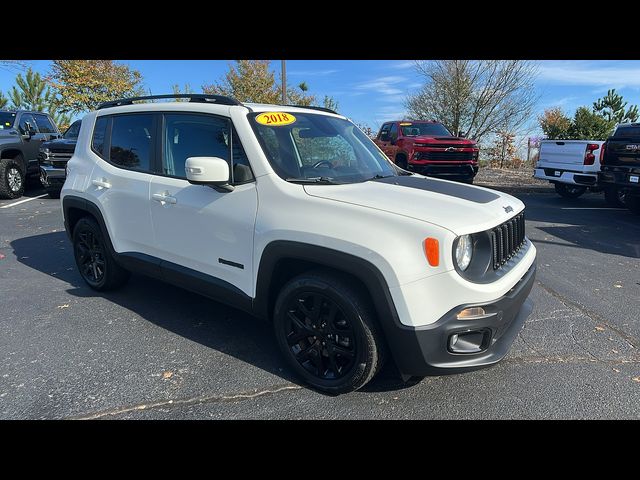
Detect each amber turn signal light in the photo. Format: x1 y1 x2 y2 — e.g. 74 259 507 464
424 238 439 266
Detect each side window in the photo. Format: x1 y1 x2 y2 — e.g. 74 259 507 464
110 114 155 171
378 123 391 140
92 117 109 158
34 114 57 134
389 123 398 141
64 120 82 140
162 113 230 179
18 114 37 135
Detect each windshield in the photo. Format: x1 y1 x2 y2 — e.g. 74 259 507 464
250 112 398 183
0 112 16 130
399 122 451 137
64 120 81 140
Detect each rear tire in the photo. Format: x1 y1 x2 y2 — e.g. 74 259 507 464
625 194 640 215
72 217 130 291
0 157 25 200
554 182 586 199
604 187 626 207
273 269 386 394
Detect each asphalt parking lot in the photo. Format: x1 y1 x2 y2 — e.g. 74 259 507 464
1 185 639 419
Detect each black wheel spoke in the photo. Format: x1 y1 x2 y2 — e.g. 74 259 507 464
285 291 357 381
287 312 316 336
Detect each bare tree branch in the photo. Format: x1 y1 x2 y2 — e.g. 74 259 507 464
406 60 539 143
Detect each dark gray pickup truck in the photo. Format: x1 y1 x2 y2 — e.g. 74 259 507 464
0 110 61 199
598 123 640 214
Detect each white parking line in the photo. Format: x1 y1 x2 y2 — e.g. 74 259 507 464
560 207 626 210
0 194 48 209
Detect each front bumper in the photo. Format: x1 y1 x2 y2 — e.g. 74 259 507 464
40 165 66 189
598 169 640 191
408 163 478 181
387 262 536 377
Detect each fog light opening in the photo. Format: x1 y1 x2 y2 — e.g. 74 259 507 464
456 306 486 320
448 330 491 354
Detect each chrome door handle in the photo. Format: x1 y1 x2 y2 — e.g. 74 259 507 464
92 179 111 189
152 192 177 205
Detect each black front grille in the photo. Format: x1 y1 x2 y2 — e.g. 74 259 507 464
417 151 475 161
490 212 526 270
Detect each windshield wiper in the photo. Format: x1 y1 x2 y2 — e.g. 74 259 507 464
366 174 395 181
285 176 339 184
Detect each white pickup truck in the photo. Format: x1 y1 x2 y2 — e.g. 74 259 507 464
533 140 614 200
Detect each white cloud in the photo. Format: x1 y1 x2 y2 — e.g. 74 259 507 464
538 61 640 88
391 61 415 69
354 75 407 96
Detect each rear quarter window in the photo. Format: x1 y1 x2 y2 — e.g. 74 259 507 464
92 117 109 158
614 126 640 138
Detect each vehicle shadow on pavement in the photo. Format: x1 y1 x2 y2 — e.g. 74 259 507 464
10 232 419 395
525 195 640 259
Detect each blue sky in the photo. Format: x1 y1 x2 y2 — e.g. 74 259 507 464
2 60 640 135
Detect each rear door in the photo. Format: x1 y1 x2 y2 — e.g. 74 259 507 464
87 113 156 257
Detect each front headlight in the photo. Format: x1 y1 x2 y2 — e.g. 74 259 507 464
455 234 473 271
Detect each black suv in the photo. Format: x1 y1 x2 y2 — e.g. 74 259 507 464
598 123 640 214
39 120 81 198
0 110 61 199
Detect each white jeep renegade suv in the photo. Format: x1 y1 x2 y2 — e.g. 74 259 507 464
61 94 536 393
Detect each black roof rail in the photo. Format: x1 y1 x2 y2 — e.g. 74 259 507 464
97 94 243 110
283 104 338 115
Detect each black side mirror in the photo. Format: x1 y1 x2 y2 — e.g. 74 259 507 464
23 122 36 138
380 132 390 142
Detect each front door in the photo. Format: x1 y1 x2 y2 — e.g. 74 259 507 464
18 113 46 170
149 112 258 297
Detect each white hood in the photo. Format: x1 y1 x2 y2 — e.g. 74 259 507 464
304 176 524 236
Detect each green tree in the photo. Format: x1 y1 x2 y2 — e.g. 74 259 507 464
322 95 339 112
8 67 71 129
539 107 572 139
49 60 144 114
0 90 7 109
568 106 613 140
202 60 315 105
593 88 639 124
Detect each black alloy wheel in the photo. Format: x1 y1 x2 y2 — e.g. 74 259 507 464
284 292 357 380
75 229 106 287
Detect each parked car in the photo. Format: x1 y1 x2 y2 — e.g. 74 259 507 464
598 122 640 213
61 94 536 393
532 139 618 202
0 110 61 199
373 120 479 183
39 120 81 198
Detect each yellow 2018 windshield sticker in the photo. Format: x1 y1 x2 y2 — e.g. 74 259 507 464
255 112 296 126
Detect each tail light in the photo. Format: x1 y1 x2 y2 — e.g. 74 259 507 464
600 141 607 165
584 143 600 165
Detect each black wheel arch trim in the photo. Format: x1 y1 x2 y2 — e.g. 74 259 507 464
253 240 419 374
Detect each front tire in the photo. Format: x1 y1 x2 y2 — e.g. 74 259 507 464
0 158 25 200
273 270 386 394
72 217 130 291
604 187 626 207
554 182 586 199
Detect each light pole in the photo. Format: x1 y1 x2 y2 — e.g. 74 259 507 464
281 60 287 104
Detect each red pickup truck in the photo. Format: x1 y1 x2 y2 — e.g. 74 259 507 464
374 120 479 183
